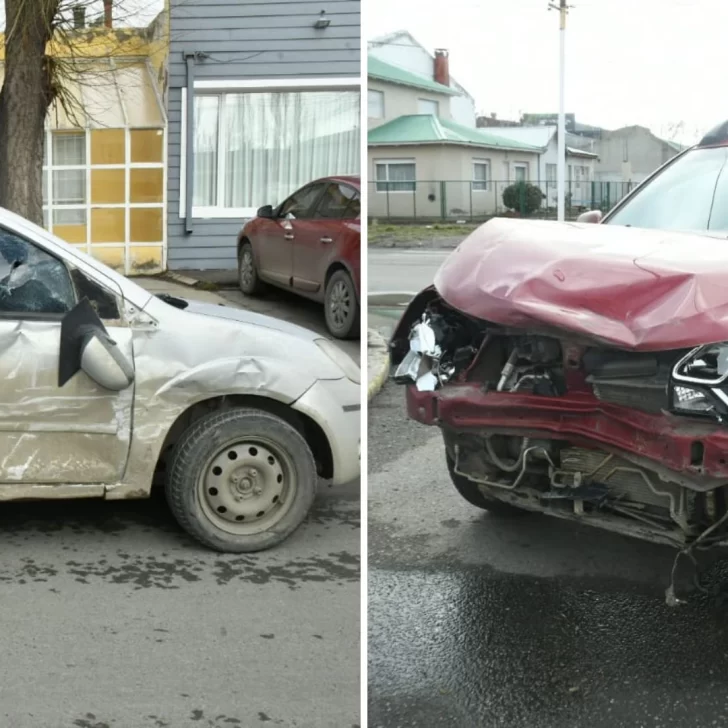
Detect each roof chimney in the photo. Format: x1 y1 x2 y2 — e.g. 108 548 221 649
103 0 112 28
434 49 450 87
72 5 85 28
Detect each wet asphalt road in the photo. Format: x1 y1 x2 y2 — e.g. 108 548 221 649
0 287 360 728
369 380 728 728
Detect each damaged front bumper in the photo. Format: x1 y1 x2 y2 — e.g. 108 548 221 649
293 377 360 486
390 287 728 603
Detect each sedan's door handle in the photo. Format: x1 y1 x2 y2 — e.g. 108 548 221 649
320 237 333 244
284 233 295 240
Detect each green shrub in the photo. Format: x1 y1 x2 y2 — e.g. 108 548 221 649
502 182 544 216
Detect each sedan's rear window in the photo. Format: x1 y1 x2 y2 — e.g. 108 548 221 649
607 147 728 232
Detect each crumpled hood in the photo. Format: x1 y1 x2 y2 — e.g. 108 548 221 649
174 298 320 342
434 217 728 352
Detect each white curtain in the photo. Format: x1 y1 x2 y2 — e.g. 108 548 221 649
221 90 360 208
193 96 220 207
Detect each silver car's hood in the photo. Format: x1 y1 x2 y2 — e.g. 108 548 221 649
173 297 320 342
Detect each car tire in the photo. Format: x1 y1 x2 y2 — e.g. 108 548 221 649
324 269 360 340
166 407 318 553
238 241 265 296
446 451 525 516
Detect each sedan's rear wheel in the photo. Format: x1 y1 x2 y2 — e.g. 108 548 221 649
238 241 265 296
325 269 359 339
166 408 317 552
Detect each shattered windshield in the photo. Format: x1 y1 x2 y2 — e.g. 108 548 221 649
606 147 728 232
0 230 75 314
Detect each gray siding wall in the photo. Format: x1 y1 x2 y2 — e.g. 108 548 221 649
167 0 361 270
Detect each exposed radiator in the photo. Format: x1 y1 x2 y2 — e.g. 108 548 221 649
558 447 680 511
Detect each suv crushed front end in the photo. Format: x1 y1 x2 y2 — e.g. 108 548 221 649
391 218 728 601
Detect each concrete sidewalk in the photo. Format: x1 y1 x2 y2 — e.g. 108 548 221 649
136 275 229 306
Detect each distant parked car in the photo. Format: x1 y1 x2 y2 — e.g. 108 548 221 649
237 176 361 339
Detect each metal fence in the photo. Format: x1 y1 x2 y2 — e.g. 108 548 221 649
368 180 635 222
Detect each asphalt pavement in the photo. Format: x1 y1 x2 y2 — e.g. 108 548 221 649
0 281 361 728
368 364 728 728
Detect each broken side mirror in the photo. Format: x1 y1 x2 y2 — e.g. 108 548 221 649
576 209 603 224
80 329 134 391
257 205 274 218
59 298 134 391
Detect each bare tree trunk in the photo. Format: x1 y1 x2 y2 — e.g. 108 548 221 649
0 0 59 225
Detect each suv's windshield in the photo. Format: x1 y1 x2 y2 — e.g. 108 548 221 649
606 146 728 232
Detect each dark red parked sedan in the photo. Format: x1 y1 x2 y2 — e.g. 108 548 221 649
236 176 361 339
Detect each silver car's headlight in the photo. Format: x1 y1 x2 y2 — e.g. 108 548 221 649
315 338 360 384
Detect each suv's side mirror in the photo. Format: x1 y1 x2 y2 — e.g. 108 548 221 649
257 205 274 219
80 329 134 391
576 209 603 224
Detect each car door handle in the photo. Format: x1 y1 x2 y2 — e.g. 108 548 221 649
320 237 333 244
284 233 295 240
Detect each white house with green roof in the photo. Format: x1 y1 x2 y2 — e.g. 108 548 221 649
368 30 476 126
368 114 542 220
368 55 457 130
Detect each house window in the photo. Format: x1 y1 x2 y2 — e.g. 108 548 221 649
514 164 528 182
190 88 360 215
418 98 439 116
50 132 86 226
546 163 557 183
368 89 384 119
472 160 489 191
375 160 416 192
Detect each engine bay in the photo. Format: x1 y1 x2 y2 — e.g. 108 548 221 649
391 294 728 571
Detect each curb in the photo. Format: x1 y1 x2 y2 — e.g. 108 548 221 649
367 329 390 401
163 271 200 288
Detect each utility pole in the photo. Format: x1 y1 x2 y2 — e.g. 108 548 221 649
549 0 569 222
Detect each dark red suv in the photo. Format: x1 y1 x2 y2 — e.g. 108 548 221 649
236 176 361 339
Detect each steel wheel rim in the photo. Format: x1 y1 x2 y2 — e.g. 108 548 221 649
329 279 351 328
239 249 254 289
197 436 297 536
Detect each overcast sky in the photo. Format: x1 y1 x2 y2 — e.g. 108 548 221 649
0 0 163 31
366 0 728 145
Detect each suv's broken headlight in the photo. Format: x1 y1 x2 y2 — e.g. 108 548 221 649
672 385 714 414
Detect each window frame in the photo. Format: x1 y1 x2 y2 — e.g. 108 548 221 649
179 77 362 219
374 159 417 194
312 183 360 220
513 163 529 182
42 127 167 273
472 159 490 192
0 226 78 320
417 98 440 116
368 89 385 119
276 182 329 220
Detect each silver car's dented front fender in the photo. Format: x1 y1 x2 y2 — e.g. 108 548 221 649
105 298 346 500
292 377 361 486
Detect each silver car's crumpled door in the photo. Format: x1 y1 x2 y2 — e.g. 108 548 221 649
0 319 134 484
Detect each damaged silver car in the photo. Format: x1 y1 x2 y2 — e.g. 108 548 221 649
0 208 360 552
